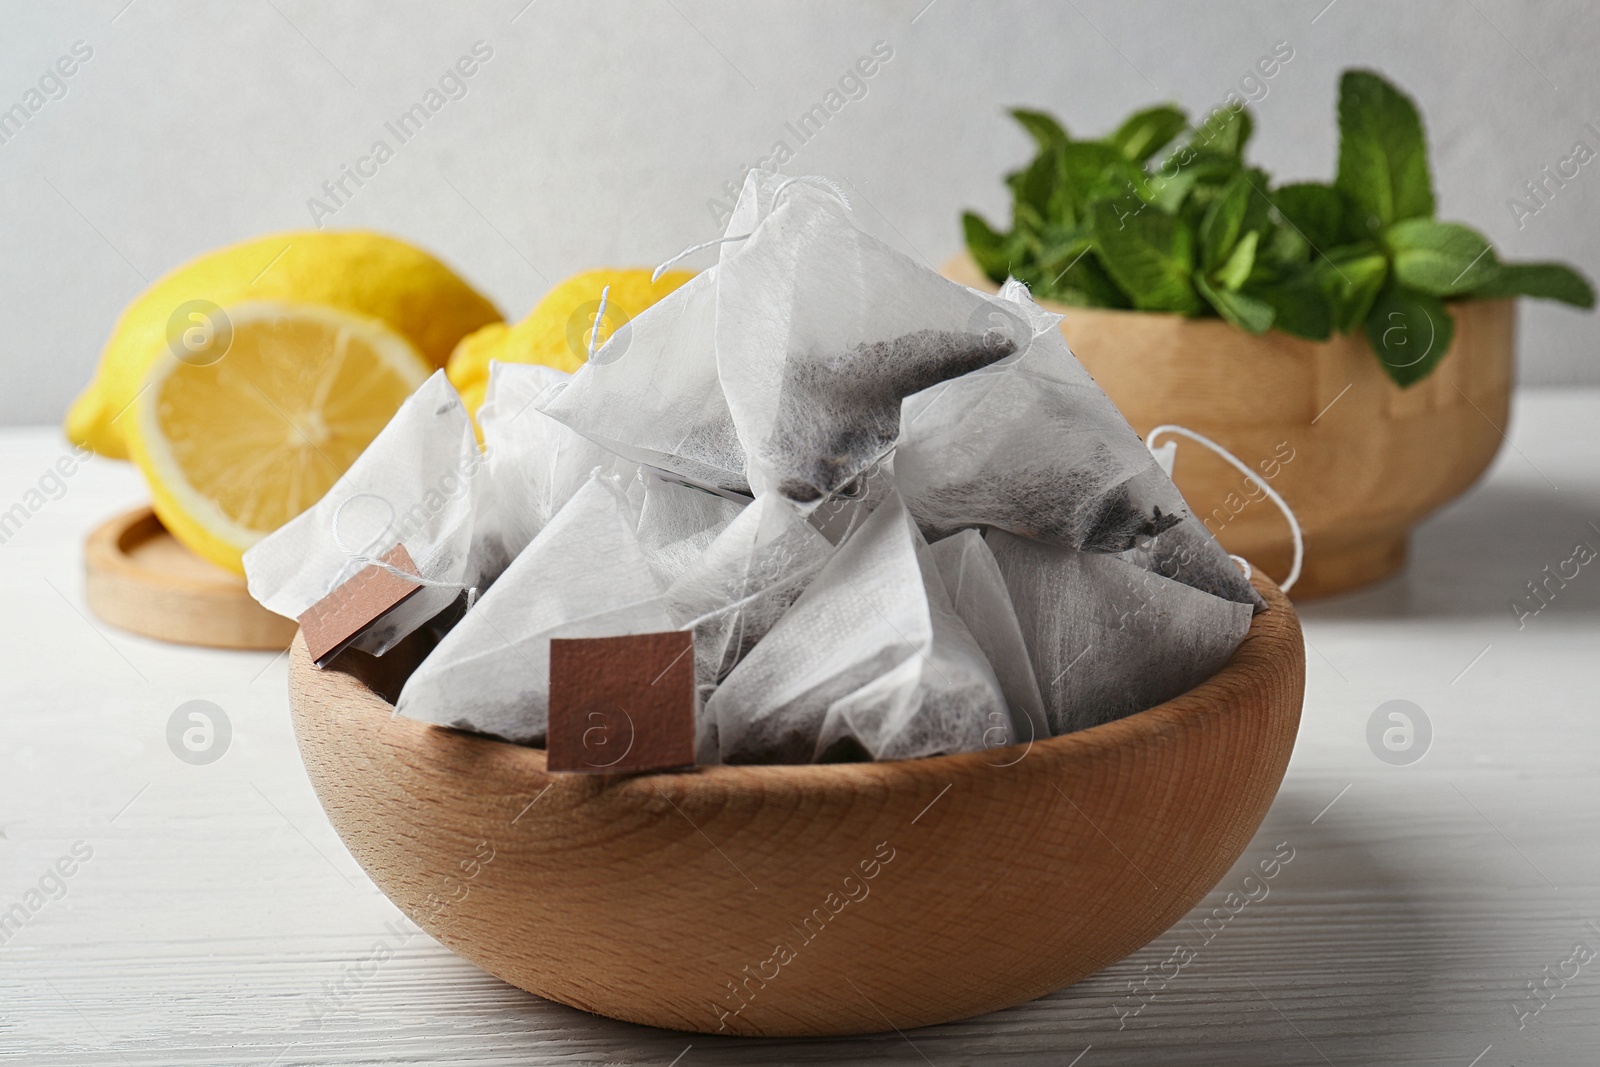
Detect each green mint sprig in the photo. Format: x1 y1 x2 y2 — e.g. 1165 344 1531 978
965 69 1594 387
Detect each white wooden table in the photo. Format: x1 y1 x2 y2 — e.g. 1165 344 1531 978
3 390 1598 1066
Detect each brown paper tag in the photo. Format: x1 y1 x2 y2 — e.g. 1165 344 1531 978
298 544 424 667
547 631 696 774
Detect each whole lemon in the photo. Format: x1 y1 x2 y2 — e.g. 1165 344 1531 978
66 231 501 458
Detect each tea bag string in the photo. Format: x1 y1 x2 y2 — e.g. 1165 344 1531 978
587 285 610 360
652 234 751 283
772 174 851 210
1145 424 1303 593
650 176 853 282
328 495 479 605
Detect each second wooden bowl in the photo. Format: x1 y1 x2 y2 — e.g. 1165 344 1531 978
288 576 1304 1037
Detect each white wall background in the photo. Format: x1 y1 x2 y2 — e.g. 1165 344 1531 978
3 0 1599 427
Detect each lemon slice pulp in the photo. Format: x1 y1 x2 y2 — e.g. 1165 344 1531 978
129 300 431 574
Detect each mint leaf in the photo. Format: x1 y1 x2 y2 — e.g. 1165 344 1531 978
1199 171 1253 270
1060 141 1149 222
1245 272 1333 340
1091 200 1202 313
1365 285 1454 387
1035 240 1134 308
1193 105 1253 157
1198 275 1274 332
1271 182 1357 252
1215 230 1259 290
1336 70 1434 230
1386 219 1497 295
1469 261 1596 308
963 212 1012 281
1317 243 1389 332
1107 105 1188 163
1007 150 1061 230
1010 108 1069 152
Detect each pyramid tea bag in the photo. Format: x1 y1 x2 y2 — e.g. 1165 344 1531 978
708 492 1012 764
477 361 635 562
898 282 1188 554
987 529 1252 736
660 492 835 760
540 267 749 493
243 371 489 656
926 529 1050 745
715 181 1022 504
664 492 832 681
396 473 675 744
899 279 1263 611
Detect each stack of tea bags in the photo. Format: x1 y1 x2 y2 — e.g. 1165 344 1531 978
245 171 1263 765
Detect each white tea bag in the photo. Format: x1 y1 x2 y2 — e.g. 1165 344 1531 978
395 473 674 744
631 469 746 585
927 529 1050 745
715 181 1022 504
708 492 1011 764
477 361 635 563
898 282 1188 553
540 267 749 493
914 279 1259 615
987 529 1253 736
243 371 487 655
661 492 835 760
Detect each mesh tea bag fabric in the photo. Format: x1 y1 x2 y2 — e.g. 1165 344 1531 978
926 529 1050 746
707 492 1012 764
242 371 488 656
631 469 746 586
661 492 835 760
987 529 1253 736
477 361 636 563
539 267 750 494
897 283 1189 554
714 182 1022 505
395 473 675 744
804 460 897 545
1118 514 1267 611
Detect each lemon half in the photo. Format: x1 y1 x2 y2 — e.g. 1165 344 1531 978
127 301 431 574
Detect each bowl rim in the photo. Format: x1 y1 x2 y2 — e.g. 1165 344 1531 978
293 573 1300 792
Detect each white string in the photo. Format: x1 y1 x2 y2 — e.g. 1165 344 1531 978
649 176 853 283
587 285 610 360
328 495 471 592
772 174 851 210
652 233 752 282
1146 424 1303 593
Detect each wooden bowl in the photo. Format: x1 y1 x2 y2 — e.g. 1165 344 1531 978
288 574 1303 1036
945 253 1515 598
84 505 296 650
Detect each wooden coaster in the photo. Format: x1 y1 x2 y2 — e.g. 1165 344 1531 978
84 505 297 651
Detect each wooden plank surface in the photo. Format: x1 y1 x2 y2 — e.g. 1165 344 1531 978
2 389 1598 1065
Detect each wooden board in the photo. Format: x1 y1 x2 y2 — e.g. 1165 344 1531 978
944 253 1516 598
288 576 1304 1037
83 505 296 650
